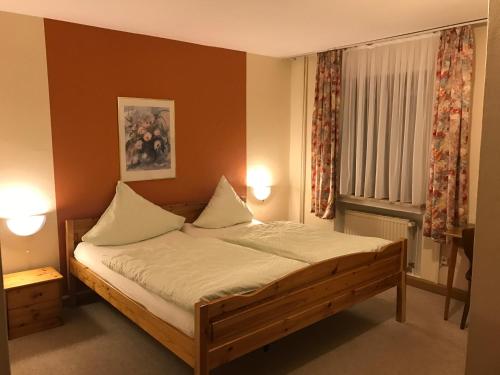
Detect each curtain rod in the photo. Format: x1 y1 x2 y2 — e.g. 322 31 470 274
290 18 487 58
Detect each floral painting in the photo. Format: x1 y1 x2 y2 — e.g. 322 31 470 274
117 97 176 181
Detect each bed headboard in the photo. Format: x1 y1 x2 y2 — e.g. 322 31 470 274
64 197 246 287
64 195 252 250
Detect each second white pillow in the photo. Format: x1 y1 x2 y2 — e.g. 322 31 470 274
193 176 253 228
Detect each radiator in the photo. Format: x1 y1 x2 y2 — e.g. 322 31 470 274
344 210 417 271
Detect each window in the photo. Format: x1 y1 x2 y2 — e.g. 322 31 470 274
339 34 439 206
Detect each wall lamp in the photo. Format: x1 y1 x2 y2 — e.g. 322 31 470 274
248 166 272 201
6 215 46 236
0 185 48 236
252 185 271 201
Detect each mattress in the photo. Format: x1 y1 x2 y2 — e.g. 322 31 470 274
75 232 195 337
182 221 390 264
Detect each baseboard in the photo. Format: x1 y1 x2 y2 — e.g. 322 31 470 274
407 275 467 302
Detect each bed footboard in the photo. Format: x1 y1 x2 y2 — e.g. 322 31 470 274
195 239 407 374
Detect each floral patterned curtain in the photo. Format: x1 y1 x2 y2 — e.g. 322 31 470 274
311 50 342 219
424 26 474 241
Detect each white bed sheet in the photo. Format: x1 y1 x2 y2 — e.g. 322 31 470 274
74 232 195 337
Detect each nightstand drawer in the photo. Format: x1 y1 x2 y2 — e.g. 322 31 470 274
8 317 62 340
7 282 60 309
8 299 62 329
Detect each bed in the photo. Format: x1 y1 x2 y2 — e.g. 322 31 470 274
66 201 407 375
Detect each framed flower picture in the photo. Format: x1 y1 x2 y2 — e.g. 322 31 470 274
117 97 176 181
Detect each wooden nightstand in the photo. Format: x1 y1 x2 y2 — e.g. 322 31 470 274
3 267 63 339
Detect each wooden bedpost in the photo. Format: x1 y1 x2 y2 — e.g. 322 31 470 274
396 239 407 323
65 220 78 306
195 301 210 375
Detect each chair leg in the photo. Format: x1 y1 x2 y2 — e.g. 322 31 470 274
460 279 471 329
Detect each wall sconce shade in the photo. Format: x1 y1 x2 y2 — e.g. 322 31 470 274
252 185 271 201
6 215 46 236
248 166 272 201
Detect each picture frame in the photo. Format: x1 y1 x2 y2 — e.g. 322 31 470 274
117 97 176 181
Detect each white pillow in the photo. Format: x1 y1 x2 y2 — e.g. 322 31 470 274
82 181 185 246
193 176 253 228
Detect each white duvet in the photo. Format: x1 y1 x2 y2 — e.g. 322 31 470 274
101 231 305 311
184 221 390 264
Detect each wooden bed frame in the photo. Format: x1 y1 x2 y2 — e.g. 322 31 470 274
65 201 407 375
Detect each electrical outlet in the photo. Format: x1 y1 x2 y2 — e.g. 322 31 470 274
440 255 448 267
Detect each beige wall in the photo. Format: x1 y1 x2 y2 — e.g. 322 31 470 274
288 57 306 222
466 0 500 372
246 54 292 221
288 25 488 286
0 12 59 273
469 25 487 223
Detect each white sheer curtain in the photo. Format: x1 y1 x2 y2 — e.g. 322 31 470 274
339 34 439 205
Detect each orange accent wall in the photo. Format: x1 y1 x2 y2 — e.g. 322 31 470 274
44 19 246 274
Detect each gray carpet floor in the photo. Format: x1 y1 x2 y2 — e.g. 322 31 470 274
8 286 467 375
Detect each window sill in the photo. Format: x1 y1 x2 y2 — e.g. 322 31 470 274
337 195 425 216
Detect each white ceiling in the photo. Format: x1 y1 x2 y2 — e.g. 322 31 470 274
0 0 488 57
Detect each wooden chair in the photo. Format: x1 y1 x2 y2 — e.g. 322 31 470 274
460 227 475 329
